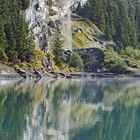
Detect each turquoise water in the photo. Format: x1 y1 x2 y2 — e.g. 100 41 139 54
0 78 140 140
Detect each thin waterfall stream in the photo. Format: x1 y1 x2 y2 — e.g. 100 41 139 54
62 9 73 51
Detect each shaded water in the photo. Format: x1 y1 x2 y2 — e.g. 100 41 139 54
0 78 140 140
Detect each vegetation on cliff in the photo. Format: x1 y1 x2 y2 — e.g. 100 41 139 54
52 27 83 72
0 0 34 63
0 0 140 74
86 0 140 49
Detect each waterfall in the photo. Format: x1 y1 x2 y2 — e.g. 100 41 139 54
61 9 73 51
55 0 88 51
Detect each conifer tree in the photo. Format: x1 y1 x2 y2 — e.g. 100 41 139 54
0 0 34 62
0 18 8 61
87 0 140 48
53 27 64 65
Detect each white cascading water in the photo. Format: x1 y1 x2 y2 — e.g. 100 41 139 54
63 10 72 51
59 0 88 50
50 0 88 21
58 0 88 51
61 0 73 51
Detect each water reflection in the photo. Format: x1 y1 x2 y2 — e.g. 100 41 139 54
0 78 140 140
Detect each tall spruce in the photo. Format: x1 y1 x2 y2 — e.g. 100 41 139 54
53 27 64 65
0 18 8 61
87 0 140 49
0 0 34 63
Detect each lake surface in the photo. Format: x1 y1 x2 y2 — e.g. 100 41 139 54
0 78 140 140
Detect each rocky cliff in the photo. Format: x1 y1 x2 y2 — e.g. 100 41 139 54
1 0 140 74
24 0 140 73
24 0 110 72
26 0 88 51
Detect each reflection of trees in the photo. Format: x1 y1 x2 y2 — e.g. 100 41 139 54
1 78 140 140
101 79 140 107
80 80 104 103
0 88 33 140
47 79 83 101
77 105 140 140
46 79 84 130
72 79 140 140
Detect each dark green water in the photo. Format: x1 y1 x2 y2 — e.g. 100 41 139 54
0 78 140 140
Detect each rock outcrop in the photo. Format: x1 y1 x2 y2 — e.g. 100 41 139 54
25 1 105 73
26 0 49 50
74 48 104 72
26 0 88 51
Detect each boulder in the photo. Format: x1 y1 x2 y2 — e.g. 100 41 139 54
34 69 43 79
16 68 26 79
73 48 104 72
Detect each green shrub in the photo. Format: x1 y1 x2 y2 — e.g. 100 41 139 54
0 48 8 61
53 27 64 65
69 53 83 69
109 60 129 74
122 47 140 59
104 50 130 74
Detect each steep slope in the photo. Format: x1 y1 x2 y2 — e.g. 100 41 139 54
72 13 116 49
1 0 140 74
72 12 140 73
83 0 140 49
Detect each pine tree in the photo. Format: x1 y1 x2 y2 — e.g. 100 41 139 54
0 0 34 63
0 18 8 61
53 27 64 65
18 0 30 10
87 0 140 48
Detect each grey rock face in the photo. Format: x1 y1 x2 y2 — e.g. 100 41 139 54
26 0 88 50
26 0 48 29
74 48 104 72
26 0 49 50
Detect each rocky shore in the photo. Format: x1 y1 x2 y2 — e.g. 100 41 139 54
1 67 140 80
1 61 140 80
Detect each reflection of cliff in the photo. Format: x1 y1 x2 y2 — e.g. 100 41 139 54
0 78 140 140
23 78 140 140
23 79 84 140
0 85 33 140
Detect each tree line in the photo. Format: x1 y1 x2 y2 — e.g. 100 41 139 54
0 0 34 63
87 0 140 49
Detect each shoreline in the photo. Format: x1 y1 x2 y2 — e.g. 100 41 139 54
1 71 140 80
62 72 140 79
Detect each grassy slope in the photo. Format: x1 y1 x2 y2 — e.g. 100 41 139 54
72 14 140 73
72 13 103 49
